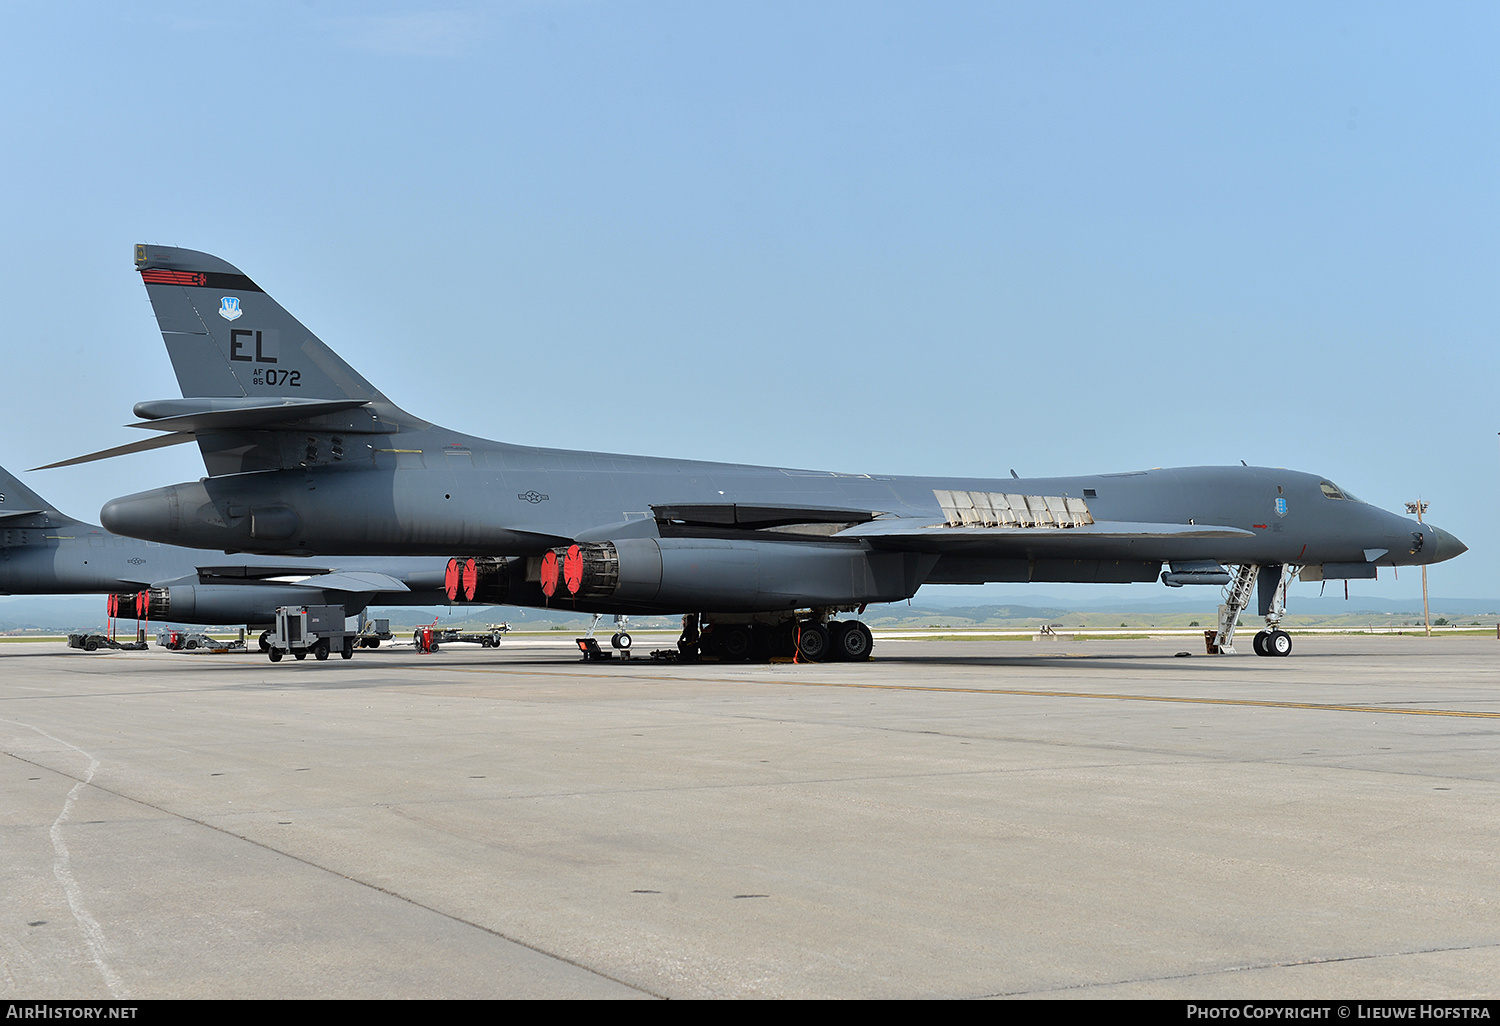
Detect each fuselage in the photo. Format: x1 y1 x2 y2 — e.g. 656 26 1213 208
0 511 449 624
98 423 1459 571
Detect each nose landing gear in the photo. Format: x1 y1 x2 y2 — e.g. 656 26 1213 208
1252 628 1293 657
1209 563 1299 656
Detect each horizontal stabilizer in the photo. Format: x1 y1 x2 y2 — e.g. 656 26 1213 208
130 396 373 434
33 432 197 471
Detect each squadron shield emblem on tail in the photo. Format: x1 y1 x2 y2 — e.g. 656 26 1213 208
218 296 243 321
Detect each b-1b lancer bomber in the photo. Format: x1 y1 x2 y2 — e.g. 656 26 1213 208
65 245 1463 662
0 461 449 651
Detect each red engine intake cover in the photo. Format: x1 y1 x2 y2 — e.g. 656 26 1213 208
563 545 584 595
539 550 560 599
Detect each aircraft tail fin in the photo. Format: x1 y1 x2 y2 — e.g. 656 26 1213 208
133 244 389 404
0 463 79 528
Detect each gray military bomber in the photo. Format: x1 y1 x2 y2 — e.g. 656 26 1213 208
0 461 448 636
73 244 1462 661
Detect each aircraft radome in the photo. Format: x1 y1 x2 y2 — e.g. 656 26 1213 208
46 245 1465 663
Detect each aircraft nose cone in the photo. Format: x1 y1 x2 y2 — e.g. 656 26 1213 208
1428 525 1467 563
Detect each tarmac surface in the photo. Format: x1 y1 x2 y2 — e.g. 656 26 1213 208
1 632 1497 999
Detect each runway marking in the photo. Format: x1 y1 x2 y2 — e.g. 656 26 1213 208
404 665 1500 719
0 718 127 998
0 735 661 1000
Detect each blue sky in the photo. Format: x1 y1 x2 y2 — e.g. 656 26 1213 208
1 2 1495 602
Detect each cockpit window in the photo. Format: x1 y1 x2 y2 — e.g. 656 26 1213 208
1319 480 1362 503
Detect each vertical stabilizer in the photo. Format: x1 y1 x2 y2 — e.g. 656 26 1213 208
134 244 388 404
0 463 78 527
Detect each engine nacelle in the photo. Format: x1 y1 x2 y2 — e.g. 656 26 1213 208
536 537 927 613
445 556 523 603
142 583 356 626
107 591 152 619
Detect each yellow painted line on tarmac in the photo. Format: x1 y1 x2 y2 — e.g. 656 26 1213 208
404 663 1500 719
788 684 1500 719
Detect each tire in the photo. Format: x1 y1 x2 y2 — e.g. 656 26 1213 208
258 631 272 652
719 626 752 662
268 648 283 662
314 640 330 661
611 631 632 650
294 651 307 660
1270 630 1293 657
1252 631 1269 657
84 638 99 652
341 639 354 660
185 639 198 650
832 621 873 661
796 622 831 663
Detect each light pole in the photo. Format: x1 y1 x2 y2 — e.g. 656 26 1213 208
1405 500 1430 637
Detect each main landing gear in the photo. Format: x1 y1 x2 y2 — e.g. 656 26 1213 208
576 614 634 661
674 611 874 663
1209 563 1299 657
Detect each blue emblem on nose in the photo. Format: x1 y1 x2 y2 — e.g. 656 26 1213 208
219 296 242 321
1275 497 1288 518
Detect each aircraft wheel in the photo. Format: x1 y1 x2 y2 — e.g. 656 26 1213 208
611 631 632 650
796 622 831 662
268 648 283 662
832 621 874 661
719 626 753 662
258 631 272 652
1269 630 1293 657
1252 630 1270 657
